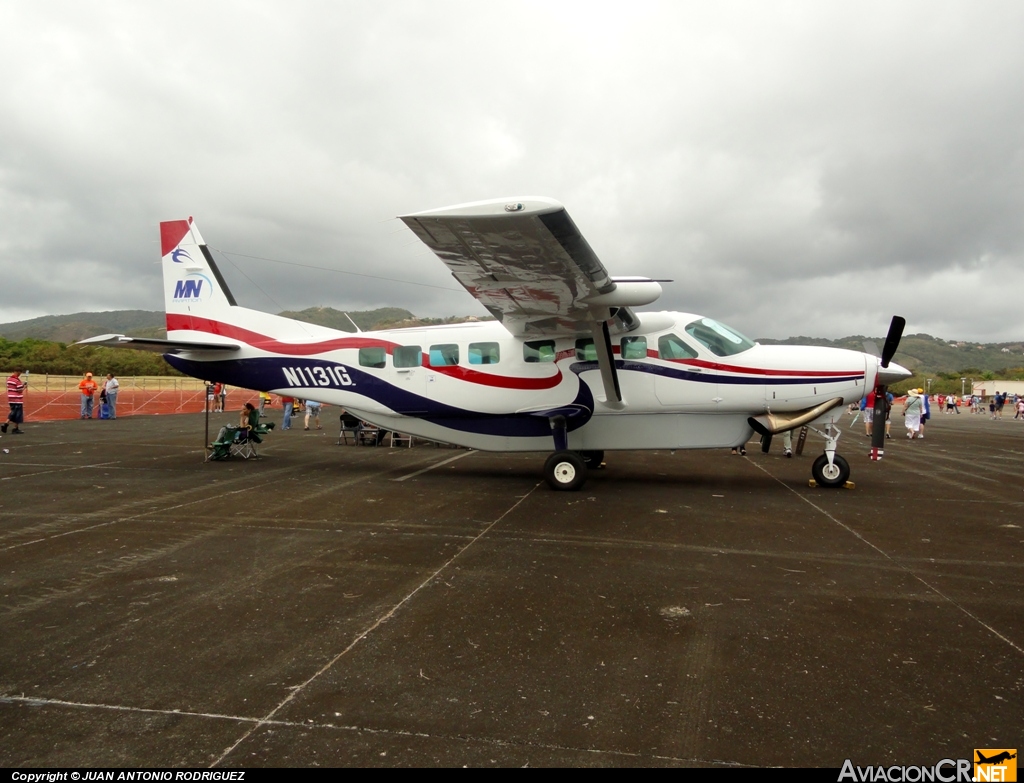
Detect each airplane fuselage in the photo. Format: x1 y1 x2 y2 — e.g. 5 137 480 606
165 308 875 452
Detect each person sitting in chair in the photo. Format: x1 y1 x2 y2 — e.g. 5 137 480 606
213 403 259 446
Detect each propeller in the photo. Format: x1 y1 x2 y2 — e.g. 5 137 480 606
870 315 907 459
880 316 906 368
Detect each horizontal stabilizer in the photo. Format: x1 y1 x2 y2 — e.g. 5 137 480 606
76 334 240 354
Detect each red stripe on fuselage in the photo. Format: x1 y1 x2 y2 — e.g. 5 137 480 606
166 315 398 354
166 316 562 390
650 351 861 378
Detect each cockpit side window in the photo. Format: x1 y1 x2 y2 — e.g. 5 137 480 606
658 333 698 360
684 318 756 357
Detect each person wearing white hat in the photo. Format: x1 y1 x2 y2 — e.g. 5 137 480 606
903 389 924 439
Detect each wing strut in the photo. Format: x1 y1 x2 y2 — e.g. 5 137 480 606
589 320 623 408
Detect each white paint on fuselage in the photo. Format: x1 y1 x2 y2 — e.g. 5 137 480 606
174 310 891 452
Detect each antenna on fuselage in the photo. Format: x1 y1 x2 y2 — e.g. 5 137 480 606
343 312 362 333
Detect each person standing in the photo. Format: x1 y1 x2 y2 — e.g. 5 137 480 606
212 382 223 412
862 391 875 437
2 369 27 434
78 372 98 419
304 399 322 430
903 389 924 439
219 384 227 413
104 373 120 419
281 395 294 430
918 389 930 438
258 391 271 418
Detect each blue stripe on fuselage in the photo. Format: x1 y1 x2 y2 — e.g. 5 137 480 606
165 355 595 438
572 360 863 385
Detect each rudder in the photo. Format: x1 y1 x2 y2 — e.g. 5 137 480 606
160 217 237 333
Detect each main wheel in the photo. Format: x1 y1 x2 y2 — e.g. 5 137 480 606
579 450 605 468
544 450 587 491
811 453 850 488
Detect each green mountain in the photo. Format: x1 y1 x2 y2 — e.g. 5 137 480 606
0 306 471 343
277 307 416 332
0 310 166 342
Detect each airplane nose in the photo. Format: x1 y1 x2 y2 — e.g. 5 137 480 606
877 360 912 386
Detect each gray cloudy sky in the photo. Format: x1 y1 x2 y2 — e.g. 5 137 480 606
2 1 1022 341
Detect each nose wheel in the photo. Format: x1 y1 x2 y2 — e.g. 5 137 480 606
811 453 850 487
807 421 850 488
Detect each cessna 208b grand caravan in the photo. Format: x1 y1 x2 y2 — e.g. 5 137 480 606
82 197 911 490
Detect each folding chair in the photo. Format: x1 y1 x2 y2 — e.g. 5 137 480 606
338 413 362 445
207 426 240 461
358 422 383 446
230 426 260 459
389 431 414 448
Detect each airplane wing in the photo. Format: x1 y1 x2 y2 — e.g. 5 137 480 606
400 197 662 338
76 334 240 354
400 197 663 407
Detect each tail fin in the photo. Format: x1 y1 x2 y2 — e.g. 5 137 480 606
160 218 237 334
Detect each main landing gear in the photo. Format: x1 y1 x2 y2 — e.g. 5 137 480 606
807 421 850 488
544 415 605 490
543 449 605 491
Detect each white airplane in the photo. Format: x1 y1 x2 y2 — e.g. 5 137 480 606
81 197 911 490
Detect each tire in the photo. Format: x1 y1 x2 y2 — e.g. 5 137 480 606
579 450 604 468
812 453 850 488
544 451 588 491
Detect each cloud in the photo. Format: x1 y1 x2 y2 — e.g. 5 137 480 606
1 1 1022 341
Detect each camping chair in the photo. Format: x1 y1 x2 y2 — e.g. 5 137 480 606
230 420 275 459
231 426 260 459
338 413 363 445
207 426 240 461
207 421 274 461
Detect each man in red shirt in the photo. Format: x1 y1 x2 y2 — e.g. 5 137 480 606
281 395 295 430
2 369 27 434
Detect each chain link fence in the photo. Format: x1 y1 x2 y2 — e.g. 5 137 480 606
18 376 258 421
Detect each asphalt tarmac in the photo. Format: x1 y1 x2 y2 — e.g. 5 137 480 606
0 409 1021 767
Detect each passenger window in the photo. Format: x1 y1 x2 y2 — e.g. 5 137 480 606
429 343 459 367
358 347 386 369
658 333 698 360
469 342 500 365
575 338 597 361
393 345 422 368
620 336 647 360
524 340 556 363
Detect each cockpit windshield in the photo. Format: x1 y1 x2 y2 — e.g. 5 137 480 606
684 317 756 357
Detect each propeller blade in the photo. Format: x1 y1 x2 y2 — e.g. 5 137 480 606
880 316 906 368
863 340 880 358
